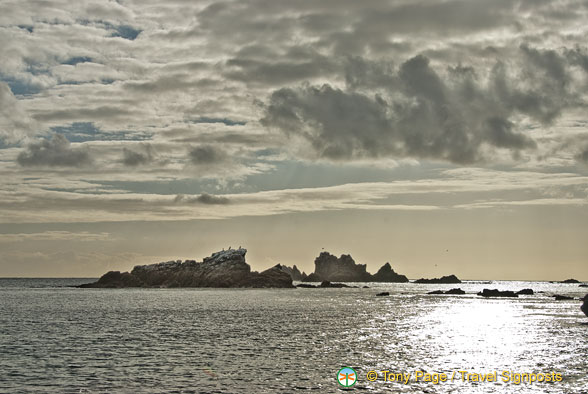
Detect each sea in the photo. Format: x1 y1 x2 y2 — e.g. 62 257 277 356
0 278 586 393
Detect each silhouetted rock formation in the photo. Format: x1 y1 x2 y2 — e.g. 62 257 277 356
561 279 580 283
428 288 465 295
280 265 304 281
477 289 518 298
414 275 461 284
301 252 408 282
582 295 587 317
313 252 372 282
372 262 409 282
79 248 294 288
517 289 534 295
553 294 573 301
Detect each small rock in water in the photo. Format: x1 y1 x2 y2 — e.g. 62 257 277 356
582 295 587 317
516 288 534 295
553 294 574 301
376 292 390 297
561 279 580 284
477 289 518 298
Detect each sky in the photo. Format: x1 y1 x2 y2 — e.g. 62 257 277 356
0 0 587 280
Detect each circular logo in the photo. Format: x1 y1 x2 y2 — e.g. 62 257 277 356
337 367 357 387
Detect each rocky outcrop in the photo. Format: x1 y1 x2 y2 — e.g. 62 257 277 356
280 265 304 281
372 263 409 283
79 248 294 288
561 279 580 283
312 252 372 282
414 275 461 284
302 251 408 283
477 289 518 298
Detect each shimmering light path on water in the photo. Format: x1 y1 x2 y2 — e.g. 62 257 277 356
0 279 586 393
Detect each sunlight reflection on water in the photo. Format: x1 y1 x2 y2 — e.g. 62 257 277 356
0 279 586 393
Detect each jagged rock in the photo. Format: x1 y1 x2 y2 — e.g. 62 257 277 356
313 252 372 282
428 288 465 295
376 292 390 296
79 248 294 288
561 279 580 283
302 272 323 282
582 295 587 317
372 262 409 283
414 275 461 284
517 288 534 295
303 251 408 283
553 294 574 301
280 265 304 281
477 289 518 298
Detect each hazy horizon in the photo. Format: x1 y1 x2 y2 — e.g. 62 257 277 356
1 0 587 281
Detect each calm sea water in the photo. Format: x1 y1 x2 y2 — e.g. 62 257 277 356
0 279 586 393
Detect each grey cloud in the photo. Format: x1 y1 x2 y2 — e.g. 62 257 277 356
17 134 92 167
121 145 155 167
263 46 583 164
188 145 227 165
174 193 230 205
33 106 131 122
224 54 337 85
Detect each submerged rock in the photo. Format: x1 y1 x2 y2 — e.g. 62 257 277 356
428 288 465 295
319 280 354 288
427 290 445 295
79 248 294 288
376 292 390 297
414 275 461 284
516 288 534 295
553 294 574 301
477 289 518 298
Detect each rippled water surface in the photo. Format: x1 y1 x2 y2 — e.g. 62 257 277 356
0 279 586 393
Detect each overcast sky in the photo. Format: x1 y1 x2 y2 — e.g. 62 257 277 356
1 0 587 279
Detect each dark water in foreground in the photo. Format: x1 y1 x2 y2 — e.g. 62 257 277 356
0 279 586 393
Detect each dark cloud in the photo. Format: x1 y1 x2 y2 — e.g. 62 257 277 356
174 193 230 205
263 46 583 164
121 145 154 167
188 145 227 165
17 134 92 167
